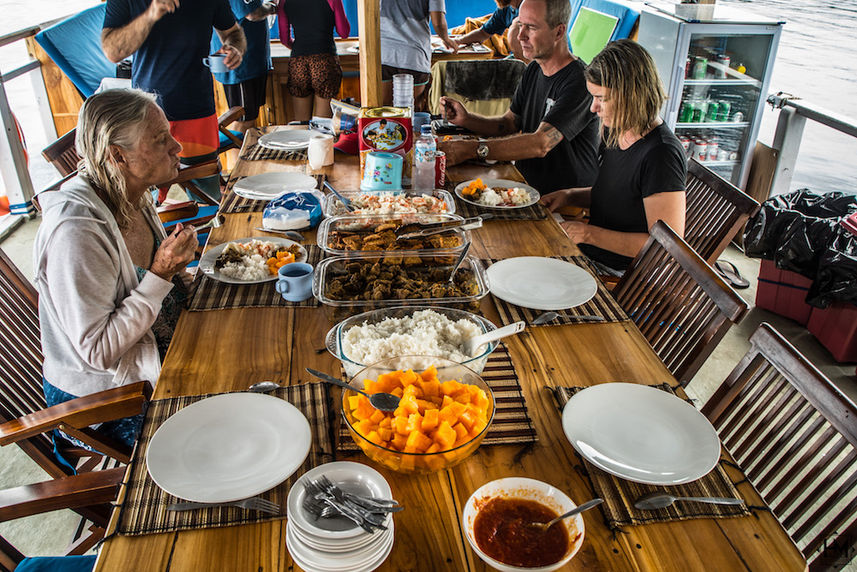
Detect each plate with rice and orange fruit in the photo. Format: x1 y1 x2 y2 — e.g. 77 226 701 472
454 178 540 209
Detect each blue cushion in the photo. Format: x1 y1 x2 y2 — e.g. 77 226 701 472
16 555 96 572
569 0 640 43
218 129 244 151
35 4 116 98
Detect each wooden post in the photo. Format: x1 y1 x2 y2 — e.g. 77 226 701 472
357 0 382 108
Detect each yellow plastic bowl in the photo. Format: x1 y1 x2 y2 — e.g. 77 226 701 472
341 356 495 474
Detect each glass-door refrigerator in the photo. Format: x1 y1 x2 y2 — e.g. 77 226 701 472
637 2 783 189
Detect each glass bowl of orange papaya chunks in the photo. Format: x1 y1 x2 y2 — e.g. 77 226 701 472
342 356 495 473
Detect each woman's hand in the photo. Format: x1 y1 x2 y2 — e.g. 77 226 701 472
559 220 588 245
149 223 197 281
539 189 572 212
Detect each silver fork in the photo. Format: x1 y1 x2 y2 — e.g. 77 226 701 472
167 497 281 514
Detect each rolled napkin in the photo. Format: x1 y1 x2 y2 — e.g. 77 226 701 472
308 133 335 170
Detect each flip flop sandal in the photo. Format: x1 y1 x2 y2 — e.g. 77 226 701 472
715 259 750 289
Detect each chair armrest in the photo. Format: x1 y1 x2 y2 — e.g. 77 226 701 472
218 105 245 127
0 467 125 523
0 382 151 447
172 160 220 184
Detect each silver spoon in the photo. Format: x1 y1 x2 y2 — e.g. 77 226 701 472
305 368 400 412
529 498 604 531
248 380 281 393
461 320 526 356
634 492 744 511
323 180 356 212
530 311 606 325
193 214 225 231
448 242 471 284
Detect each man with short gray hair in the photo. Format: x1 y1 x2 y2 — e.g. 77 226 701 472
438 0 598 194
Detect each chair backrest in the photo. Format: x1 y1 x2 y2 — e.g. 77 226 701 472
34 4 116 98
702 323 857 570
0 249 73 478
685 158 760 264
613 220 749 385
41 128 81 177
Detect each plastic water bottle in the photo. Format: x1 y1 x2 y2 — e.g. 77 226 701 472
413 124 436 190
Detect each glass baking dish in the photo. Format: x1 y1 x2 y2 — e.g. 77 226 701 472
313 253 489 319
317 213 471 257
322 189 457 217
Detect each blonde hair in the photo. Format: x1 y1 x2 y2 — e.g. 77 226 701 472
585 40 666 148
75 89 159 228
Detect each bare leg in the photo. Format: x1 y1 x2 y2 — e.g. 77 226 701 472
292 95 313 123
413 84 427 112
313 96 333 118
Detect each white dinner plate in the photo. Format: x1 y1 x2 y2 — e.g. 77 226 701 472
232 172 318 200
258 129 314 150
454 178 539 209
146 393 312 502
486 256 597 310
198 236 307 284
562 383 721 485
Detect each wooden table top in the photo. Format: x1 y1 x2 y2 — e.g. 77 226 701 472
96 127 805 572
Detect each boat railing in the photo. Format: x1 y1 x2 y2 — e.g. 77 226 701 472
767 92 857 196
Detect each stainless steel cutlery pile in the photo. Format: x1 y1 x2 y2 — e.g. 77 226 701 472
301 475 402 533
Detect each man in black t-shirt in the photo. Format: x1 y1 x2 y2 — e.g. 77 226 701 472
438 0 599 194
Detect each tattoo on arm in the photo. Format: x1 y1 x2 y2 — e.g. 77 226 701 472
538 123 564 150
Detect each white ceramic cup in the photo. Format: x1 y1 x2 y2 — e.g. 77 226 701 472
308 133 334 170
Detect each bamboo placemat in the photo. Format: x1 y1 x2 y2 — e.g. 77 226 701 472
337 343 538 452
239 143 307 162
114 383 333 536
483 256 629 325
551 384 749 529
188 246 322 311
220 174 325 214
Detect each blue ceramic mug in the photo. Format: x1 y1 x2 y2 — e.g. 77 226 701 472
412 112 431 134
203 53 229 74
275 262 314 302
360 151 403 191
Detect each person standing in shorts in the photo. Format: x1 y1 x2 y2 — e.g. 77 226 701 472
380 0 458 110
277 0 350 122
212 0 277 134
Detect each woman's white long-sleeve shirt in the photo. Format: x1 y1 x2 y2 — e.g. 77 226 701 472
34 176 174 396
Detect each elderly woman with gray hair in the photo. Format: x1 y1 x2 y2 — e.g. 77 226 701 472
34 88 198 449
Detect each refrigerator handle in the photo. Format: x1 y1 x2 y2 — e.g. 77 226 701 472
666 64 685 126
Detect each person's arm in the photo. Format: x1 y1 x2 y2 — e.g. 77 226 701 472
457 27 490 46
561 191 686 258
438 119 565 166
276 1 292 48
244 1 277 22
329 0 351 38
430 11 458 52
540 186 593 211
102 0 178 63
214 22 247 69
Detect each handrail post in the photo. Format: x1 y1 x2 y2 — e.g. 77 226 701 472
769 104 806 197
0 76 35 218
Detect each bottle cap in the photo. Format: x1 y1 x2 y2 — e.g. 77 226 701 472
420 124 432 135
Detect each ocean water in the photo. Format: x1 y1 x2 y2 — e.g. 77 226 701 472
0 0 855 194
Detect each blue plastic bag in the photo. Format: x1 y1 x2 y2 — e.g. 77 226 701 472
262 190 323 230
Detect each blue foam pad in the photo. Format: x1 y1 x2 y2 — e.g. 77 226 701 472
16 555 96 572
35 4 116 98
218 129 244 152
568 0 640 43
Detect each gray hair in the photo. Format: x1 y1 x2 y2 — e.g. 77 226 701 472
75 89 159 228
542 0 571 29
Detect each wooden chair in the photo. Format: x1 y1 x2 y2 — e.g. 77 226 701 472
0 247 152 478
702 323 857 570
41 129 80 177
0 467 125 568
684 158 760 264
613 220 749 385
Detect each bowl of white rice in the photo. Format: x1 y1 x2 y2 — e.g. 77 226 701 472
325 306 498 378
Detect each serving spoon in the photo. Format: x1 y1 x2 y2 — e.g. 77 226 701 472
447 242 471 284
461 321 526 356
323 180 356 212
305 368 400 412
633 492 744 511
529 498 604 531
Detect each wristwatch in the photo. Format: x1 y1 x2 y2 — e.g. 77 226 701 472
476 141 489 161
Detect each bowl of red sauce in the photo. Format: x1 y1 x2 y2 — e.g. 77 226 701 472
462 477 585 572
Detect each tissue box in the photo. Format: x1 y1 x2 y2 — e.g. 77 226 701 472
262 191 323 230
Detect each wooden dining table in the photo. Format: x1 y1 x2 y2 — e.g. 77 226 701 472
95 127 806 571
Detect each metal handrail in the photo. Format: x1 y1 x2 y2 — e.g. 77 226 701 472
768 93 857 139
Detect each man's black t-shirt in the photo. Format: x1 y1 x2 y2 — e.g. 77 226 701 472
509 59 599 194
579 122 687 270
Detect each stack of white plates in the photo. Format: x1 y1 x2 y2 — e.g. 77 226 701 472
286 462 395 572
232 172 318 201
